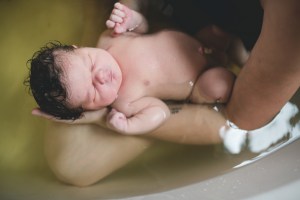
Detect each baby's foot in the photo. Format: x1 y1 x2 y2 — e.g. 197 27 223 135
106 3 136 34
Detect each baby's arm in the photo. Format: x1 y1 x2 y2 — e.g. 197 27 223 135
107 97 170 135
106 2 148 34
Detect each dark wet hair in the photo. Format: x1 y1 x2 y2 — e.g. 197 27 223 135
24 42 83 120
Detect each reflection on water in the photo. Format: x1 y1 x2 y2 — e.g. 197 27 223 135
0 1 299 200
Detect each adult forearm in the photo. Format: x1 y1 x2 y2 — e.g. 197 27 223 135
226 0 300 130
148 104 224 145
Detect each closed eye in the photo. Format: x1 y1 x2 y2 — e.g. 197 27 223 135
88 53 95 70
92 86 97 103
88 54 97 103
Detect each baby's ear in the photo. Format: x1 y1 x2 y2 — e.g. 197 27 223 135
72 45 78 48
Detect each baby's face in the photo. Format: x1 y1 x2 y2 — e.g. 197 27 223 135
57 47 122 110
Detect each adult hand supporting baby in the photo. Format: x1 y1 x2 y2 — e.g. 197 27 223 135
32 107 108 127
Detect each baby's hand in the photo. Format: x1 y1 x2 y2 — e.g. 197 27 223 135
106 108 128 133
106 2 135 34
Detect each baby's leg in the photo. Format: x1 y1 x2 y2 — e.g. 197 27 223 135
45 122 152 187
190 67 235 103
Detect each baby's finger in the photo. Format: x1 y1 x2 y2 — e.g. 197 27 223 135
114 2 124 10
114 23 127 34
106 20 115 28
112 8 125 18
110 14 123 23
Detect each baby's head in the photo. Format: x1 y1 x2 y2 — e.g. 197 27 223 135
25 42 83 120
26 42 122 120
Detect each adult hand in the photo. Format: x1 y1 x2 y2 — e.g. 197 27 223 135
32 108 108 127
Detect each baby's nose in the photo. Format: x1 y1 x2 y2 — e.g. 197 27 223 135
94 69 111 84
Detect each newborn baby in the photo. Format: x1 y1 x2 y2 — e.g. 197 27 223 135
27 3 235 135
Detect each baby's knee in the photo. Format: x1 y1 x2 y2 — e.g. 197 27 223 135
196 67 235 103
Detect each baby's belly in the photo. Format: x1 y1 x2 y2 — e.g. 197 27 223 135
152 31 208 72
154 33 207 86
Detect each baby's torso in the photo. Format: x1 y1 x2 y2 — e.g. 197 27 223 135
102 30 209 107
